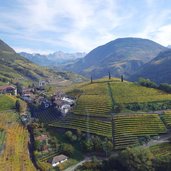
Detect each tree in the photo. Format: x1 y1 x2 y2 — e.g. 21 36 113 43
92 136 102 151
91 76 93 84
138 78 157 88
65 131 73 140
102 140 113 156
82 139 94 152
15 82 23 95
15 100 27 113
114 104 123 113
121 147 154 171
15 100 20 112
108 72 111 80
153 155 171 171
60 143 74 156
121 75 124 82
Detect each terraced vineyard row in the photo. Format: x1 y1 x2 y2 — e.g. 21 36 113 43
0 129 5 151
35 108 61 124
110 82 171 104
163 110 171 127
0 112 35 171
73 82 112 117
113 114 167 149
49 115 112 138
73 95 112 117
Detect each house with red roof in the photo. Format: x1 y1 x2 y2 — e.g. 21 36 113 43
0 85 17 96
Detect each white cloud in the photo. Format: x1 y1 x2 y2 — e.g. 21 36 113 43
1 0 171 52
14 47 51 54
153 24 171 46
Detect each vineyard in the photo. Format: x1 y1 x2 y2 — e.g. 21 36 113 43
150 143 171 157
72 81 112 117
163 110 171 127
34 107 61 124
0 111 36 171
49 114 112 138
109 82 171 104
68 78 171 117
113 114 167 149
0 129 5 151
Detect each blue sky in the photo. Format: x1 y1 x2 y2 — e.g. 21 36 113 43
0 0 171 54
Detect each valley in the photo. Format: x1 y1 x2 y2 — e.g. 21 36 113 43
1 38 171 171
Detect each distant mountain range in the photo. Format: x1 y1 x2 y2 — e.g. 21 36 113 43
19 51 86 67
8 37 171 85
0 39 87 85
129 50 171 84
64 38 167 79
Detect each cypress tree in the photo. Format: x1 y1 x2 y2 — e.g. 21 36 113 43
108 72 111 80
121 75 124 82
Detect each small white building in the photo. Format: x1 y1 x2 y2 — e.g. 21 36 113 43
60 104 71 114
39 80 47 87
21 94 32 103
61 97 75 104
52 154 68 167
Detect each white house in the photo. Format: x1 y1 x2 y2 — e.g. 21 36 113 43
60 104 71 114
52 154 68 167
61 97 75 105
39 80 47 87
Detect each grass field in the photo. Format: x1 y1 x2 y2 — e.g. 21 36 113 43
0 95 16 111
0 111 36 171
113 114 167 149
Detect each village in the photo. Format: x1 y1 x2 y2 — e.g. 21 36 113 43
0 80 76 168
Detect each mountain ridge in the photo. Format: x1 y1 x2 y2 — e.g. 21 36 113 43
19 51 86 67
64 37 167 79
0 39 87 85
129 49 171 84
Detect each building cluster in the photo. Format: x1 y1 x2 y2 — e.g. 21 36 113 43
52 91 75 115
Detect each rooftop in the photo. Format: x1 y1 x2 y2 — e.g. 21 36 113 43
0 85 16 91
52 154 68 164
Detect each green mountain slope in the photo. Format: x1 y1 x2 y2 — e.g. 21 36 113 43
65 38 167 79
129 50 171 84
0 39 87 85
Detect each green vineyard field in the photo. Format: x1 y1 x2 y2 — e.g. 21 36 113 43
49 115 112 138
113 114 167 149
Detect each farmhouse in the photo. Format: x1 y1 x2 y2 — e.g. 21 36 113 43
0 85 17 95
52 154 68 167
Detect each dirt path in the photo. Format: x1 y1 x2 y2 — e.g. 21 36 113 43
144 129 171 147
64 157 91 171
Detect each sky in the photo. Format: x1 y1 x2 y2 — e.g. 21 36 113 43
0 0 171 54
